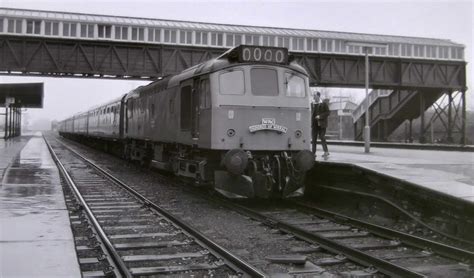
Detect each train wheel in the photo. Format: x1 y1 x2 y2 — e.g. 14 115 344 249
271 155 282 192
247 160 258 177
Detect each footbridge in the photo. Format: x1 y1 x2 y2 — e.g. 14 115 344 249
0 8 467 143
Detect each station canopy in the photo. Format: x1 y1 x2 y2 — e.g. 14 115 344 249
0 83 43 108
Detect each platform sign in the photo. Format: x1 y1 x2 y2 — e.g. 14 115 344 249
0 83 43 108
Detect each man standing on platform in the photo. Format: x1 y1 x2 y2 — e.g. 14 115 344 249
311 92 330 157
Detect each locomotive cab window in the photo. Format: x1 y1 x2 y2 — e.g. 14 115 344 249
251 68 278 96
219 70 245 95
285 73 306 98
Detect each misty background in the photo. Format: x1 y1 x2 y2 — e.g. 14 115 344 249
0 0 472 131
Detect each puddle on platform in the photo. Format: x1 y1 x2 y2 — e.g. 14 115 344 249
1 135 63 213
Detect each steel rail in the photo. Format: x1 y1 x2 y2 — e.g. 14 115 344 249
317 184 472 244
209 197 426 278
54 137 266 278
289 200 474 265
44 136 133 278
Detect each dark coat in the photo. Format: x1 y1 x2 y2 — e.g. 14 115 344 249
311 102 330 128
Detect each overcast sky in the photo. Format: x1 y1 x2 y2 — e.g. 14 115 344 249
0 0 472 124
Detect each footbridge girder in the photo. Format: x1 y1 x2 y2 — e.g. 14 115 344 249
0 35 467 92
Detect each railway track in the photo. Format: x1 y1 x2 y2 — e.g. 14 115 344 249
215 198 474 278
50 134 474 277
51 135 383 276
45 136 265 277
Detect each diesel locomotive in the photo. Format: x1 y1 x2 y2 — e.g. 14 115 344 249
58 45 315 198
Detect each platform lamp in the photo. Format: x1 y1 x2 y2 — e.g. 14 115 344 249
346 42 388 153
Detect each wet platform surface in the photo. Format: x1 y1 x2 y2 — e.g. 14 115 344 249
0 133 81 277
317 145 474 203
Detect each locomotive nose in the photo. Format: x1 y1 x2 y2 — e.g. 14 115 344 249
222 149 249 175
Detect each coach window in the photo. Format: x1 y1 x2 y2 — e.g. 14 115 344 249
285 73 305 98
219 70 245 95
251 68 278 96
26 20 41 35
0 18 3 32
45 21 59 36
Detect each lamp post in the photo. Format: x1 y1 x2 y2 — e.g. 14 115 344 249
363 46 370 153
347 42 388 153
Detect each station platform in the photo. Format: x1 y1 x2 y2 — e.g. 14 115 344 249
0 133 81 277
315 144 474 203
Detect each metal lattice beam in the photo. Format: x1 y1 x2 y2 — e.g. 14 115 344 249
0 35 467 90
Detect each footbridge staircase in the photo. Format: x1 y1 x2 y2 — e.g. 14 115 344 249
353 89 444 142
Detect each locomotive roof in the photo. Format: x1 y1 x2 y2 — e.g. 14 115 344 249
127 53 308 98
